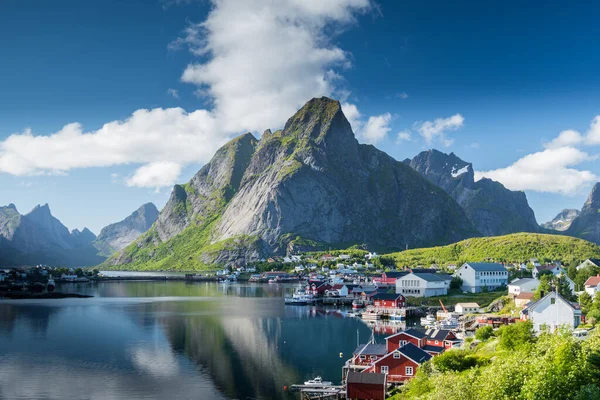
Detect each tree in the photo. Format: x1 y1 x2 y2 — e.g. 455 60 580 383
475 326 494 341
450 276 463 290
497 321 535 351
432 350 479 372
580 292 593 314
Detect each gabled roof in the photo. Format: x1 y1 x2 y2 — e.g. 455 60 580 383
528 291 581 313
515 292 535 300
455 302 480 308
403 328 427 339
462 262 506 272
348 371 386 385
509 278 538 287
585 275 600 287
535 264 559 272
423 345 445 353
585 258 600 266
383 271 409 278
372 293 404 301
424 328 453 341
353 343 388 356
410 273 450 282
398 342 433 364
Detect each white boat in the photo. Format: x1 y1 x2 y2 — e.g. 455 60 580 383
304 376 332 386
420 314 436 326
439 317 459 329
284 288 316 305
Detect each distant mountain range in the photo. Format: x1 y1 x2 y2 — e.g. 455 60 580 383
4 97 600 269
0 202 158 267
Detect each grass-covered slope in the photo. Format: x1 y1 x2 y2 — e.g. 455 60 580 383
386 233 600 267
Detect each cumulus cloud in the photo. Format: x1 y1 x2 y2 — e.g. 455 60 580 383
544 129 583 149
360 113 391 144
396 130 412 143
0 0 372 189
475 147 598 195
416 114 464 147
127 162 183 192
167 88 179 99
585 116 600 145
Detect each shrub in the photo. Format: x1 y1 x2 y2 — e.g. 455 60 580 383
475 326 494 341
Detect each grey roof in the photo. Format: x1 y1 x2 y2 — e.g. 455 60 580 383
423 345 445 353
411 273 450 282
353 343 388 356
509 278 538 287
463 262 506 272
352 285 378 293
587 258 600 266
424 328 452 341
372 293 404 301
398 342 433 364
384 271 409 278
347 371 386 385
402 328 427 339
528 291 580 313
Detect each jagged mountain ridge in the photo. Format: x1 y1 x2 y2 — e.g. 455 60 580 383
0 203 103 267
405 149 540 236
93 203 159 256
567 183 600 244
541 209 580 231
105 97 479 270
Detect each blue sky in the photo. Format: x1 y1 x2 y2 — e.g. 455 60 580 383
1 0 600 233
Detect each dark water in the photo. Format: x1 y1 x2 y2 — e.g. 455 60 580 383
0 280 403 400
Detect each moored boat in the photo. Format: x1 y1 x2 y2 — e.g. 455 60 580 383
304 376 332 386
420 314 436 326
284 288 316 305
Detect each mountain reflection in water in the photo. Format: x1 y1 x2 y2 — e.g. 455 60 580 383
0 281 383 400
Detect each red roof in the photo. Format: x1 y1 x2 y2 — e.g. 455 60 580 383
516 292 535 300
585 275 600 287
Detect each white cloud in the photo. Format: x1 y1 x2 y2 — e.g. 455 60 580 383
475 147 598 195
585 116 600 145
360 113 391 144
396 130 412 143
126 162 182 192
167 88 179 99
416 114 464 146
396 92 409 99
0 0 372 189
544 129 583 149
341 102 361 133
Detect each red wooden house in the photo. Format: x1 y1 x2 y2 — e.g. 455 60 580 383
346 371 387 400
351 343 388 365
423 328 460 349
363 342 432 383
372 271 408 286
372 293 406 310
385 328 426 352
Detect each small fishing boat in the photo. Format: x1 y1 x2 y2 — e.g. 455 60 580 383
304 376 332 386
439 317 459 329
389 312 405 321
284 287 316 305
420 314 436 326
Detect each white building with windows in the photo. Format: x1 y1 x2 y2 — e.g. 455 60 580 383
455 262 508 293
508 278 539 295
527 291 582 333
395 272 450 297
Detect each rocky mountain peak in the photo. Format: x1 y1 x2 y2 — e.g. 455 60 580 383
281 97 356 148
7 203 17 211
541 208 580 231
584 183 600 209
567 183 600 244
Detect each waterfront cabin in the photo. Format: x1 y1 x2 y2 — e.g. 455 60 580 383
423 328 460 349
395 272 450 297
346 371 386 400
456 262 508 293
372 293 406 310
527 291 582 333
508 278 539 296
363 342 432 383
385 328 427 352
454 302 481 314
351 343 388 365
585 275 600 297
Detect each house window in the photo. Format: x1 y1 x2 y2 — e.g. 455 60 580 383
359 355 366 361
401 340 406 346
406 366 414 376
551 298 556 305
435 340 439 345
381 366 389 374
393 352 401 359
370 356 377 361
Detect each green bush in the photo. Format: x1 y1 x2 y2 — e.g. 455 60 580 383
475 326 494 341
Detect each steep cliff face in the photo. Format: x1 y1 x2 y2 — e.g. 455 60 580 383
0 204 103 267
567 184 600 244
93 203 159 256
541 209 580 231
106 97 478 270
405 149 540 237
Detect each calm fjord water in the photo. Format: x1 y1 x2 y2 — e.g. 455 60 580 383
0 280 377 400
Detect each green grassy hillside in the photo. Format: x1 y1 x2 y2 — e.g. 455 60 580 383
386 233 600 268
